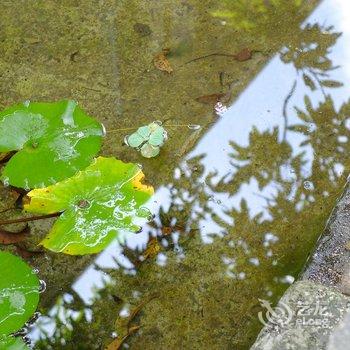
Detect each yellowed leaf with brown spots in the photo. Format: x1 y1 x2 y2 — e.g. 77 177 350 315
106 294 158 349
153 48 173 74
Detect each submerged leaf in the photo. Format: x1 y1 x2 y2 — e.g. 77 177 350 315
106 327 140 350
25 157 154 255
14 245 44 260
107 294 158 349
0 251 39 336
133 23 152 37
143 237 161 259
0 100 104 189
0 226 29 245
233 48 252 62
195 93 226 104
153 48 173 73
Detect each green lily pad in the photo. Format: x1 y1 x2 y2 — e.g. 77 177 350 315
0 100 104 189
125 122 167 158
25 157 154 255
0 251 40 337
0 336 28 350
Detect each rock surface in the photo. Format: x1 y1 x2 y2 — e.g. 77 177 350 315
251 183 350 349
302 183 350 293
251 281 350 350
327 310 350 350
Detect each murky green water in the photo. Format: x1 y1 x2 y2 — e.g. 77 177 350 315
1 0 350 349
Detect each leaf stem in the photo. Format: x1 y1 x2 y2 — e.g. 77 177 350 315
0 213 60 226
106 127 138 133
185 53 235 64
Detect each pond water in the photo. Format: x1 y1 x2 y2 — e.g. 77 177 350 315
1 0 350 349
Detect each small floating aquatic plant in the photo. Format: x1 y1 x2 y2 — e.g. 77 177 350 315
125 122 167 158
0 100 104 189
0 251 40 349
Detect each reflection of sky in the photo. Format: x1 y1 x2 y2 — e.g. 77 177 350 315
329 0 350 82
30 0 350 340
188 0 350 217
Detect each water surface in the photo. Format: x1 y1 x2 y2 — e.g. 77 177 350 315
1 0 350 349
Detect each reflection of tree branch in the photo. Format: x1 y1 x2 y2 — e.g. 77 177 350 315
282 79 297 141
309 69 326 98
253 192 274 205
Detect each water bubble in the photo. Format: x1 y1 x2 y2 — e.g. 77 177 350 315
303 181 313 190
114 210 126 220
39 280 47 293
249 257 260 266
111 331 118 339
23 100 30 107
101 123 107 136
187 124 201 130
2 177 10 187
23 179 30 192
238 272 246 280
32 268 39 274
307 123 316 132
124 135 130 146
